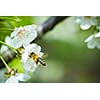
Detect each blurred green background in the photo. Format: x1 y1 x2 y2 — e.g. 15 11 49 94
0 16 100 83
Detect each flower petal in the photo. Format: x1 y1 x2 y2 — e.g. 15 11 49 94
80 23 91 30
24 24 37 30
22 52 29 63
24 30 37 44
31 44 41 54
87 40 96 49
22 24 37 47
95 32 100 38
0 45 8 54
11 36 22 48
5 36 12 45
0 36 12 54
84 35 94 43
11 27 23 38
5 76 18 83
15 73 31 82
24 43 37 53
38 52 44 58
22 58 37 72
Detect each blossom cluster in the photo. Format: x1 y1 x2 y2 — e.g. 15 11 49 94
76 16 100 49
0 24 45 83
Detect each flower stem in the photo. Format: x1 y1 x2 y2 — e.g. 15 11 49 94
0 40 17 53
0 55 9 69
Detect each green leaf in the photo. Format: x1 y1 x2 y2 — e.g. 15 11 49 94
8 57 24 73
0 16 21 22
0 28 13 31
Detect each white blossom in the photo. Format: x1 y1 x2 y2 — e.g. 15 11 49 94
76 16 97 30
22 43 43 72
0 36 12 54
5 73 31 83
85 32 100 49
0 36 14 60
10 24 37 49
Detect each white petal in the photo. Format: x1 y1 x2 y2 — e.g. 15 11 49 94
84 35 94 42
5 36 12 45
38 52 44 58
22 30 37 47
80 23 91 30
24 24 37 30
95 32 100 38
11 31 17 38
24 43 42 58
24 30 37 44
23 25 37 40
87 40 96 49
25 43 37 53
11 36 22 48
11 27 23 38
0 45 8 54
5 76 18 83
22 58 37 72
15 73 31 82
31 44 41 54
22 52 29 63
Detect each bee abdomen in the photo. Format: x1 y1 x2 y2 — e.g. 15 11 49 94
38 57 46 66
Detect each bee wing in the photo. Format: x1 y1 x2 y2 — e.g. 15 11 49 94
42 53 48 58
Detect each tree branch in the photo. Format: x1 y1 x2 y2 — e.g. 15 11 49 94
37 16 68 37
0 16 69 69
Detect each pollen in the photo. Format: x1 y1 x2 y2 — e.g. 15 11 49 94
17 47 25 54
17 29 25 37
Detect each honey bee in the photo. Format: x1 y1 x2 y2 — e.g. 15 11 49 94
29 52 46 66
